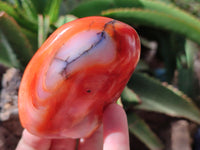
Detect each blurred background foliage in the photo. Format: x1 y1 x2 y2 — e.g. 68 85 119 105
0 0 200 149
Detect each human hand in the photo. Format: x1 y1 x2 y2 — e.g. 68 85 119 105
16 103 130 150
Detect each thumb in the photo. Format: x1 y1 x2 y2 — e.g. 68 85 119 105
16 129 51 150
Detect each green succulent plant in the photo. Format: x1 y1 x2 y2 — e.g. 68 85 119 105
1 0 200 149
0 0 76 68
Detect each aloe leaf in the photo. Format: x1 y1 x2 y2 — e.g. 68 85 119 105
134 60 149 72
38 15 50 47
114 0 200 27
121 86 141 109
29 0 48 14
158 32 185 82
114 0 143 7
0 1 19 19
155 32 176 82
0 31 20 67
55 15 78 28
44 0 62 23
21 27 38 52
128 112 164 150
0 1 37 32
14 8 37 32
177 68 196 99
176 40 199 98
185 40 199 68
116 97 123 107
128 73 200 124
0 12 33 67
21 0 38 21
71 0 116 17
166 33 186 79
13 0 20 8
102 8 200 45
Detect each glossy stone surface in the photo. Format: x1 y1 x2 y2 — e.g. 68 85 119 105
18 16 140 138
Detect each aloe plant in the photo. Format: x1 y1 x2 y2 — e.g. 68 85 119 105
1 0 200 150
0 11 33 68
128 112 164 150
0 0 69 68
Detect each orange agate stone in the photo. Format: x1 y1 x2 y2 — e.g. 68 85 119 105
18 16 140 138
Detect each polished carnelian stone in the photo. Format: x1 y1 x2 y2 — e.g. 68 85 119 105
18 16 140 138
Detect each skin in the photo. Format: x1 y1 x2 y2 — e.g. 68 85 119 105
16 103 129 150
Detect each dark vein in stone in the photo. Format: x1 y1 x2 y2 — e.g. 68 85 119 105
55 20 116 78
